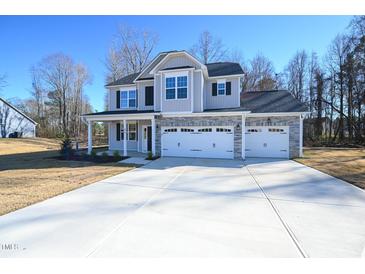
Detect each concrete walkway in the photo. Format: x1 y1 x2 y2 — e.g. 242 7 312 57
0 157 364 257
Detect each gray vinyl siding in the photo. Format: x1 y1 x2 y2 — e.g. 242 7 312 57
158 55 197 70
193 70 203 112
137 81 154 111
108 85 137 111
154 74 161 111
138 53 168 79
205 77 240 110
161 70 192 112
109 121 137 151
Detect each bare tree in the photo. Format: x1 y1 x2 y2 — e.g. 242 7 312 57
0 74 7 93
314 69 324 138
308 52 319 117
30 53 92 138
190 31 227 64
285 50 308 102
105 25 158 83
243 54 277 91
326 34 351 141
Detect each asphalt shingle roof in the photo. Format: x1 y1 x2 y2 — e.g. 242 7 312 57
206 62 244 77
240 90 308 113
105 72 140 87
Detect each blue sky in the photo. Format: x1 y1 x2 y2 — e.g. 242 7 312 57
0 16 352 111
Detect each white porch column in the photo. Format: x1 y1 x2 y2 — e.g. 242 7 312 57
87 120 92 154
299 114 303 157
241 115 246 160
151 117 156 155
123 119 127 157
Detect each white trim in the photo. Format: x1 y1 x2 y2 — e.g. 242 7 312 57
191 70 194 112
135 52 166 81
106 83 137 89
237 76 242 107
200 70 204 112
82 113 157 121
120 90 137 109
160 73 163 111
123 120 127 156
151 118 156 155
299 114 303 157
208 74 244 79
87 120 92 154
150 51 207 74
159 67 195 73
164 73 189 101
241 115 246 160
141 125 149 153
247 112 309 117
217 79 226 96
161 111 250 117
134 79 154 83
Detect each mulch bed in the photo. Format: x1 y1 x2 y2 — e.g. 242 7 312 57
54 154 129 163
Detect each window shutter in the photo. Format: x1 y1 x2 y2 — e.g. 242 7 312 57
226 82 231 95
116 90 120 109
212 83 217 96
116 123 120 141
145 86 154 106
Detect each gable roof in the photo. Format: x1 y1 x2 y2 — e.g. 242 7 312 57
240 90 308 113
106 50 244 87
0 97 37 124
206 62 244 77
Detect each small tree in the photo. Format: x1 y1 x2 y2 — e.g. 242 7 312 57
60 137 74 160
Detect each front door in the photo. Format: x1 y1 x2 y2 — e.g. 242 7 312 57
142 126 152 153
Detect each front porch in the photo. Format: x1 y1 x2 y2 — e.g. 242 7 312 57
83 112 158 157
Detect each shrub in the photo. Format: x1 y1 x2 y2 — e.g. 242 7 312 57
113 150 122 161
101 151 109 161
60 137 74 160
146 151 153 160
90 150 97 158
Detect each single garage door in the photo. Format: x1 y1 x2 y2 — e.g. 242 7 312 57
245 126 289 158
161 126 234 159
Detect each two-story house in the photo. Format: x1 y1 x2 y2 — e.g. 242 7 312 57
82 50 307 159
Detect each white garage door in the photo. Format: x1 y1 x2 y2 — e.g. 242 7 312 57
161 126 234 159
245 126 289 158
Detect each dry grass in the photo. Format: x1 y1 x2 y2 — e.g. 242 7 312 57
295 147 365 189
0 138 134 216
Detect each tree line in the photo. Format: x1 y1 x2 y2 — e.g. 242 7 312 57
1 16 364 145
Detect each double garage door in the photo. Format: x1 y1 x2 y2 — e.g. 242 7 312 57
161 125 290 159
161 126 234 159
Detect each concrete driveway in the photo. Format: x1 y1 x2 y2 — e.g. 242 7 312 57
1 157 365 257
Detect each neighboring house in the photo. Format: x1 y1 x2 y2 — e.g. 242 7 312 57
82 50 307 159
0 97 37 138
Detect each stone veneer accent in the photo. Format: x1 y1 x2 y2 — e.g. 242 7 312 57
154 115 301 159
246 116 301 158
155 116 242 159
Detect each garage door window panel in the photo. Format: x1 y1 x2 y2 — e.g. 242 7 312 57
198 128 212 132
181 128 194 132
